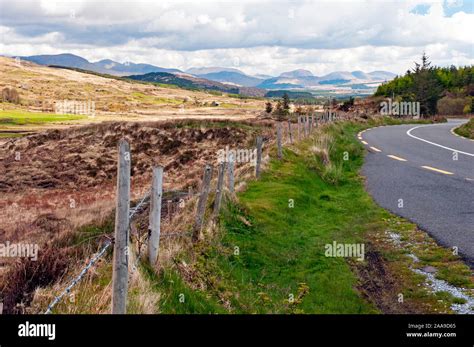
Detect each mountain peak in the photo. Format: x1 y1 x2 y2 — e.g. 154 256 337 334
279 69 314 78
186 66 244 75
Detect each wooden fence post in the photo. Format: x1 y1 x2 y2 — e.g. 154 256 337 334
112 139 131 314
192 165 213 242
297 116 301 141
228 153 235 193
288 120 293 144
213 162 225 217
148 166 163 265
277 123 282 159
256 136 263 178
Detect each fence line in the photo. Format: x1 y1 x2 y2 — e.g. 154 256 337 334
43 112 339 314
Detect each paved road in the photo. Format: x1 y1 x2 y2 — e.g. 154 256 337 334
361 119 474 267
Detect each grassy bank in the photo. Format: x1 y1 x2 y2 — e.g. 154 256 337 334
33 117 473 314
454 118 474 139
153 118 471 314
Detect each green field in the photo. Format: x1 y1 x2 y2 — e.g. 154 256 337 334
0 109 86 137
0 109 86 126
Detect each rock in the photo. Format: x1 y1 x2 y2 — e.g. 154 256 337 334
421 266 438 274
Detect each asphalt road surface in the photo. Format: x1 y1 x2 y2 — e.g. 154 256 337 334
361 119 474 267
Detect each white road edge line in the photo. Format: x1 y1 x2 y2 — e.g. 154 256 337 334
406 125 474 157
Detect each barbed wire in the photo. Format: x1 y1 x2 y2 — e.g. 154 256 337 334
43 185 200 313
44 188 153 314
44 240 112 314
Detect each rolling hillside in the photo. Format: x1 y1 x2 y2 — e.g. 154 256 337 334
0 56 265 134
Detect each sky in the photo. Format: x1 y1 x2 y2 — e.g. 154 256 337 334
0 0 473 76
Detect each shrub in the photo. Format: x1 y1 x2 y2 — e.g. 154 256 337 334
1 87 20 104
436 96 468 115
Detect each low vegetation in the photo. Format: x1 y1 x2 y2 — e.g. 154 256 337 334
454 118 474 139
1 87 20 104
0 109 85 126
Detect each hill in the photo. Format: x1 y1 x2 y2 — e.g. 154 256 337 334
196 71 263 87
127 72 265 97
19 53 181 76
0 56 265 134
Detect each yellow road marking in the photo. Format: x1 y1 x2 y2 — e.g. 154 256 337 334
387 155 407 162
361 140 368 145
421 166 453 175
370 146 381 152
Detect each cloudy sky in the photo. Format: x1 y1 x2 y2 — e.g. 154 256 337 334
0 0 473 76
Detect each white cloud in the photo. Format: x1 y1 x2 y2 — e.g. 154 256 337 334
0 0 472 75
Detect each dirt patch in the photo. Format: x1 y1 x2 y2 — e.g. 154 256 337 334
352 245 436 314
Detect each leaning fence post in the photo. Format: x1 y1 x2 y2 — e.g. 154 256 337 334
192 164 213 242
148 166 163 265
111 139 131 314
213 162 225 217
228 153 235 193
256 136 263 178
277 123 282 159
288 120 293 144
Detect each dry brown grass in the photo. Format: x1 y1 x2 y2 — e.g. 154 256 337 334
2 118 278 314
0 56 265 130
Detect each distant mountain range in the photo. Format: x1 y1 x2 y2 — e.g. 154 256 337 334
17 53 396 97
20 53 181 76
257 69 396 91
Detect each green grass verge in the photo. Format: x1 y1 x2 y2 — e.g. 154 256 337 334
0 109 86 126
454 118 474 139
155 117 470 314
36 117 471 314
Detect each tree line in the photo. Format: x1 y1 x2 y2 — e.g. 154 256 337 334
375 53 474 116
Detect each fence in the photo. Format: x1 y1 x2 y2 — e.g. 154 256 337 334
43 111 338 314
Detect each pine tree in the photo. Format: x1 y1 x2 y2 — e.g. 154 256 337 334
411 53 441 115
